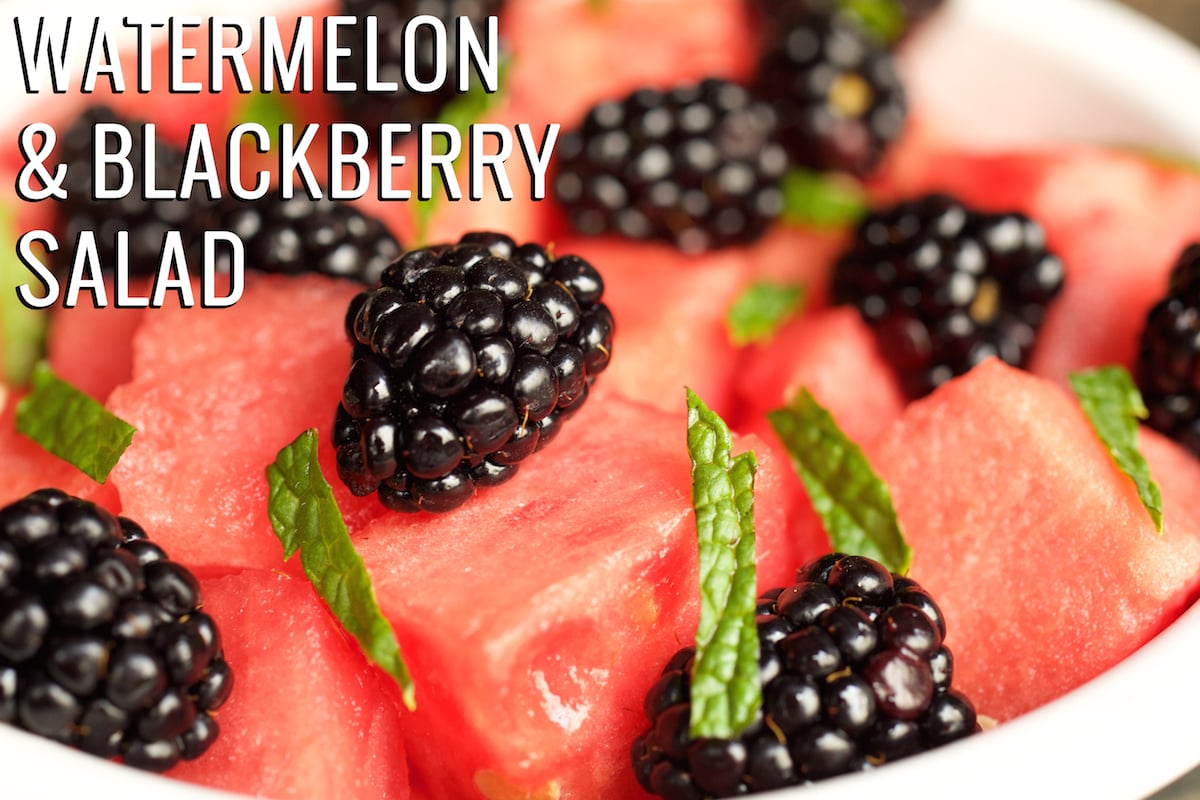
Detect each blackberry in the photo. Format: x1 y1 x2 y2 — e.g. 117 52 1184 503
751 3 907 176
54 105 219 275
1137 243 1200 455
335 232 614 513
0 489 232 772
217 194 402 285
334 0 504 135
633 553 979 797
553 78 788 253
832 193 1064 398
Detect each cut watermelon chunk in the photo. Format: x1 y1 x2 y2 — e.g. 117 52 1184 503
504 0 756 131
351 391 798 799
870 359 1200 721
556 236 748 419
168 568 410 800
107 273 385 571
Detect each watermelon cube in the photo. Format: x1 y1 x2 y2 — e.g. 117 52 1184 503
107 273 385 571
351 391 799 799
869 359 1200 721
168 568 411 800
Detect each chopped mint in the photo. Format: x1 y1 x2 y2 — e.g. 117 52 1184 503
838 0 907 43
229 91 298 132
15 362 136 483
585 0 613 13
412 61 509 245
2 201 48 385
1121 146 1200 175
769 388 911 574
780 168 868 228
726 281 806 347
1069 366 1163 532
266 429 416 709
686 388 761 740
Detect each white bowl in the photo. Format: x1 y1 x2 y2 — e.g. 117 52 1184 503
3 1 1200 798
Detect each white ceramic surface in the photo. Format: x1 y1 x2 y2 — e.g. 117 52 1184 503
3 1 1200 798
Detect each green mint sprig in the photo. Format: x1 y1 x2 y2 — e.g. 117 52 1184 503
779 168 869 228
686 388 761 740
838 0 907 43
266 429 416 709
769 388 911 574
15 362 136 483
1069 366 1163 532
726 281 806 347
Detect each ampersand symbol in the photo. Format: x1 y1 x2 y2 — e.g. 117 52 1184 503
16 123 68 201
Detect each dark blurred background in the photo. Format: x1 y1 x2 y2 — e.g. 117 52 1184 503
1119 0 1200 43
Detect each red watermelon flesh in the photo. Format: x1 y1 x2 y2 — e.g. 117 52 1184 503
556 236 748 420
168 568 410 800
351 390 798 799
504 0 756 131
732 306 905 443
107 273 386 571
732 307 907 563
869 359 1200 722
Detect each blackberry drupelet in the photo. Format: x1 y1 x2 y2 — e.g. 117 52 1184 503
1137 243 1200 455
553 78 788 253
334 0 504 135
218 194 402 285
55 105 219 275
832 193 1064 398
0 489 233 772
633 553 979 798
751 3 907 176
335 232 614 513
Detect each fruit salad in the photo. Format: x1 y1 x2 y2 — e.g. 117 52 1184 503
4 0 1200 798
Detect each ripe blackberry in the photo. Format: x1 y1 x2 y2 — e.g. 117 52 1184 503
217 194 402 285
633 553 979 797
334 0 504 135
1137 243 1200 455
335 232 614 513
751 3 907 176
832 193 1064 398
0 489 232 772
54 105 218 275
553 78 788 253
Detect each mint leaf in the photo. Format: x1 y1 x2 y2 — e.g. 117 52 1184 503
769 389 911 574
686 388 761 740
780 168 868 228
412 60 509 245
1069 366 1163 532
266 429 416 709
726 281 806 347
838 0 906 43
15 362 135 483
229 91 297 132
2 201 48 385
